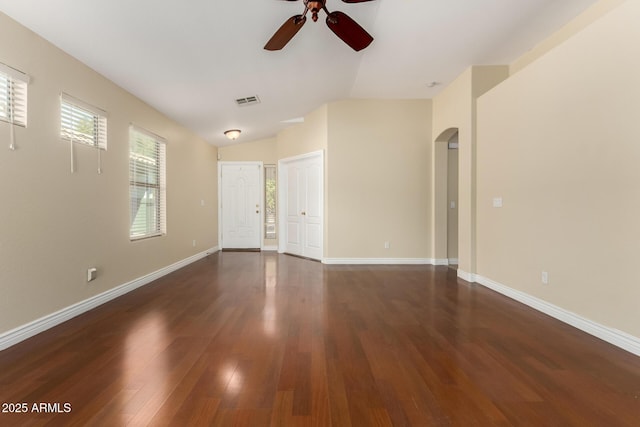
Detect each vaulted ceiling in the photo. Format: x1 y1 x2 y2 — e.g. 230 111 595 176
0 0 598 146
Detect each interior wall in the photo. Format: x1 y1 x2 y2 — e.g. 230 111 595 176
510 0 627 75
276 106 328 161
476 0 640 337
218 137 277 163
276 106 330 256
218 138 278 248
326 99 432 260
0 13 218 334
431 66 508 276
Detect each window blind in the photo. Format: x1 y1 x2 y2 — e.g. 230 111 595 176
129 125 167 240
0 62 29 127
60 93 107 149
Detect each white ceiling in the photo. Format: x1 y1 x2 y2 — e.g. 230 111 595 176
0 0 598 146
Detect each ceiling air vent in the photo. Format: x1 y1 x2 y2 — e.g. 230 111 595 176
235 96 261 107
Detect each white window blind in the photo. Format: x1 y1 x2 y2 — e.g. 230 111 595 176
0 62 29 127
129 125 167 240
60 93 107 149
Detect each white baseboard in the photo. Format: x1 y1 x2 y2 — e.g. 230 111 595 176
261 245 278 252
0 247 219 352
323 258 433 265
448 258 459 265
433 258 450 266
475 275 640 357
457 269 477 283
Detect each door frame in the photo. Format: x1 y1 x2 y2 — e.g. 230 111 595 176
277 150 324 260
217 161 264 249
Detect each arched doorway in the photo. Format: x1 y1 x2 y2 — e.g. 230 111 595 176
433 128 459 266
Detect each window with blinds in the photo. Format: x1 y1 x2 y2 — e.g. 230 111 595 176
129 126 167 240
60 93 107 149
0 62 29 127
265 165 277 239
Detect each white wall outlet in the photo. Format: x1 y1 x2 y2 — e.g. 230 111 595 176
192 239 197 247
200 199 205 207
492 197 503 208
87 267 97 282
450 201 456 209
384 241 390 249
541 271 549 285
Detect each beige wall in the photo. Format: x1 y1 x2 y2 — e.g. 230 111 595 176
476 0 640 336
326 99 432 259
0 13 218 334
510 0 626 75
432 66 507 274
277 106 328 161
218 137 277 163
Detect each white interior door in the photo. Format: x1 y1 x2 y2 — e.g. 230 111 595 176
301 159 322 260
280 152 323 260
220 163 261 249
286 165 302 255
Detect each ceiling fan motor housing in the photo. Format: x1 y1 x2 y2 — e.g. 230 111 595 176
307 1 325 22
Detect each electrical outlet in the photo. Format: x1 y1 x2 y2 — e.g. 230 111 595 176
384 241 390 249
192 240 197 247
541 271 549 285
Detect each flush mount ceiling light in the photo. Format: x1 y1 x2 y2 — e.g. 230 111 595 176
224 129 241 140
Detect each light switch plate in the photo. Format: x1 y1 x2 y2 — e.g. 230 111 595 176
493 197 503 208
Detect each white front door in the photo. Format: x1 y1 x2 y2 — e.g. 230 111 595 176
220 163 261 249
280 152 323 260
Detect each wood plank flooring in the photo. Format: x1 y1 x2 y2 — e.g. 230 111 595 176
1 252 639 426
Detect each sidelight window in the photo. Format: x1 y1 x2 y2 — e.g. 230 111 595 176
265 165 277 239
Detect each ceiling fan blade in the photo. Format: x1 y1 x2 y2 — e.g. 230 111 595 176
325 11 373 52
264 15 307 51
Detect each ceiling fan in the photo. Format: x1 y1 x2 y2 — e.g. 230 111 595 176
264 0 375 52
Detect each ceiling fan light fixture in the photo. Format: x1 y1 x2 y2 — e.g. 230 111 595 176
224 129 241 140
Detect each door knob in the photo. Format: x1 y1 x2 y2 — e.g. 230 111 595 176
301 211 306 216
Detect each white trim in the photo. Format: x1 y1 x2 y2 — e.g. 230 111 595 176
0 247 218 352
433 258 450 266
475 275 640 357
261 245 278 251
0 61 30 83
129 123 167 144
60 92 108 118
323 258 433 265
457 269 477 283
448 258 459 265
278 149 324 164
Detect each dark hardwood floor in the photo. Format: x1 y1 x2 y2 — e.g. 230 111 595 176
1 252 639 426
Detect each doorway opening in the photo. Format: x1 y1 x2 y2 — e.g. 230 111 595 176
434 128 459 267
